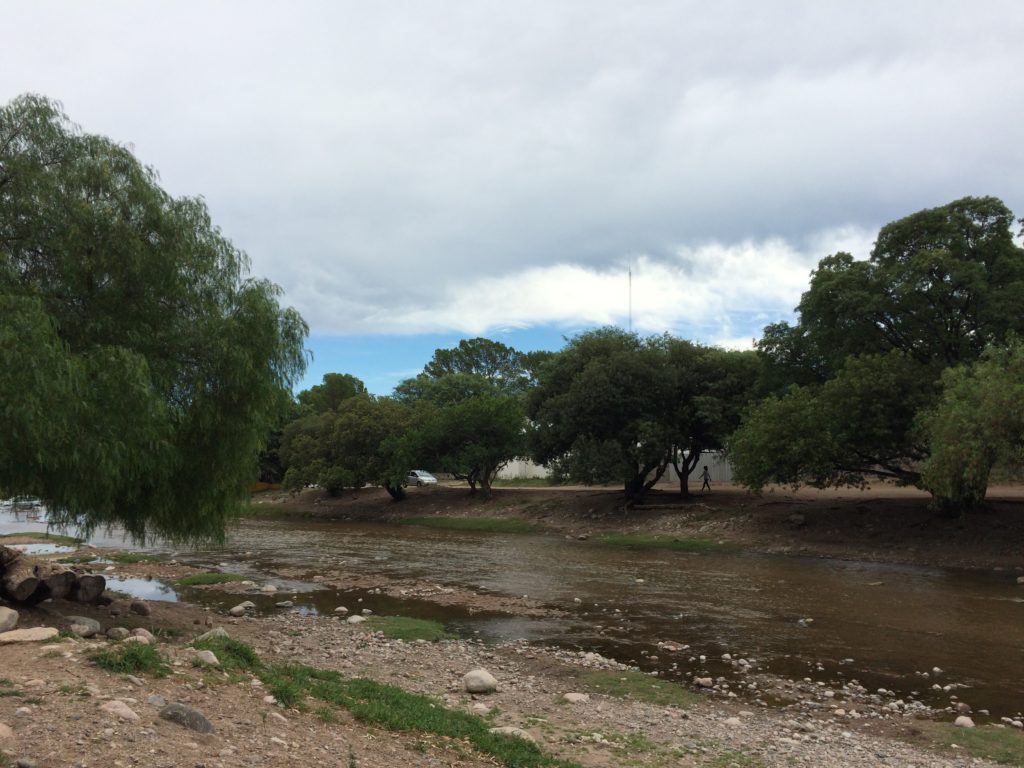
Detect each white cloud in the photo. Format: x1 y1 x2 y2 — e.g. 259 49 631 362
301 226 875 342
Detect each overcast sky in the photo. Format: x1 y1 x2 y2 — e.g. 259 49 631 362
4 2 1023 392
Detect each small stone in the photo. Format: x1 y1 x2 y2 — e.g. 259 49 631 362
16 760 37 768
194 650 219 666
346 615 366 624
694 677 714 688
100 699 140 721
107 627 130 640
228 605 247 617
275 601 293 608
0 722 13 739
562 692 589 703
147 694 167 707
954 715 975 728
14 708 30 717
724 716 742 726
260 584 277 593
334 606 348 614
270 736 288 746
129 600 151 616
0 607 18 633
268 711 288 724
131 627 156 643
361 608 372 615
956 702 972 715
1017 576 1024 585
159 703 215 733
122 635 150 646
196 627 229 642
464 668 498 694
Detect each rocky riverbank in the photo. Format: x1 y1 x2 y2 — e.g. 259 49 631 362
1 557 1021 768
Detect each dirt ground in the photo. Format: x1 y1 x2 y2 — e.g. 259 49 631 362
254 481 1024 572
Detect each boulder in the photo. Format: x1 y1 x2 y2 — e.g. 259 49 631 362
194 650 219 666
65 615 101 638
464 668 498 694
131 627 156 643
129 601 151 616
0 627 59 644
106 627 130 640
954 715 975 728
0 607 18 633
159 703 215 733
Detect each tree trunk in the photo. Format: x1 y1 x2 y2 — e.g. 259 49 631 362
385 483 406 501
71 574 106 603
2 557 40 602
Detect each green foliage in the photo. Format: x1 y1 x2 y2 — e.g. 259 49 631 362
260 664 580 767
399 516 537 533
296 373 366 415
176 572 247 586
578 670 699 708
0 94 307 544
596 533 733 552
737 197 1024 510
919 722 1024 766
191 635 262 672
90 643 170 677
920 340 1024 512
109 552 162 563
413 337 538 397
363 616 452 642
529 328 756 499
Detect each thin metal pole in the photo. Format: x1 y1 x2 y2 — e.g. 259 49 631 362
628 259 632 333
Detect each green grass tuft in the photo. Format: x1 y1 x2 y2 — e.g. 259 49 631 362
363 616 452 642
109 552 162 563
176 572 247 586
596 533 734 552
399 516 537 534
578 670 699 708
90 643 170 678
191 635 262 672
921 723 1024 766
56 555 98 564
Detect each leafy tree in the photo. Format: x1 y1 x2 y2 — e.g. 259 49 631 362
421 337 534 395
331 395 422 500
0 94 307 543
735 196 1024 511
919 340 1024 513
528 328 674 500
296 373 366 415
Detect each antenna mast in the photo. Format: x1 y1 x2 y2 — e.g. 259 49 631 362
628 259 632 333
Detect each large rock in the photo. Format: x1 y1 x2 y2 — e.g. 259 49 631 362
66 615 101 638
106 627 130 640
194 650 219 666
954 715 975 728
0 627 59 644
0 607 18 633
131 627 156 643
464 668 498 694
129 601 151 616
159 703 215 733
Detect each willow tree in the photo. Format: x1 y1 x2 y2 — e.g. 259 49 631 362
0 94 307 543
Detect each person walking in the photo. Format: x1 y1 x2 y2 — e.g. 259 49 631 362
700 465 711 491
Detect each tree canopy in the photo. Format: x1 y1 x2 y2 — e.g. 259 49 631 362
732 196 1024 511
0 94 307 542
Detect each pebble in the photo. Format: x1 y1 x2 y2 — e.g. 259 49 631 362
260 584 278 593
147 694 167 707
131 628 156 643
100 700 140 721
194 650 219 666
106 627 130 640
334 606 348 614
0 607 18 632
159 703 215 733
346 615 366 625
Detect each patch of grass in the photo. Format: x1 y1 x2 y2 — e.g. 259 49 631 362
707 750 767 768
596 533 734 553
56 628 77 640
399 516 537 534
240 502 311 519
56 555 99 564
152 627 182 639
316 705 340 724
0 531 82 545
108 552 161 563
57 683 90 697
190 635 262 673
89 643 170 678
609 732 658 754
363 616 452 642
176 572 247 586
578 670 699 709
919 722 1024 766
261 663 580 767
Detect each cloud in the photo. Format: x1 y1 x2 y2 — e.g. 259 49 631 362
297 226 875 342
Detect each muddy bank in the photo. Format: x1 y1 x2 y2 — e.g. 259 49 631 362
252 483 1024 572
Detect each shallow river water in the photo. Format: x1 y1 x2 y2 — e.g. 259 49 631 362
4 509 1022 716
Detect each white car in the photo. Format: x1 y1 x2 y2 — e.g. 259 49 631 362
405 470 438 487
